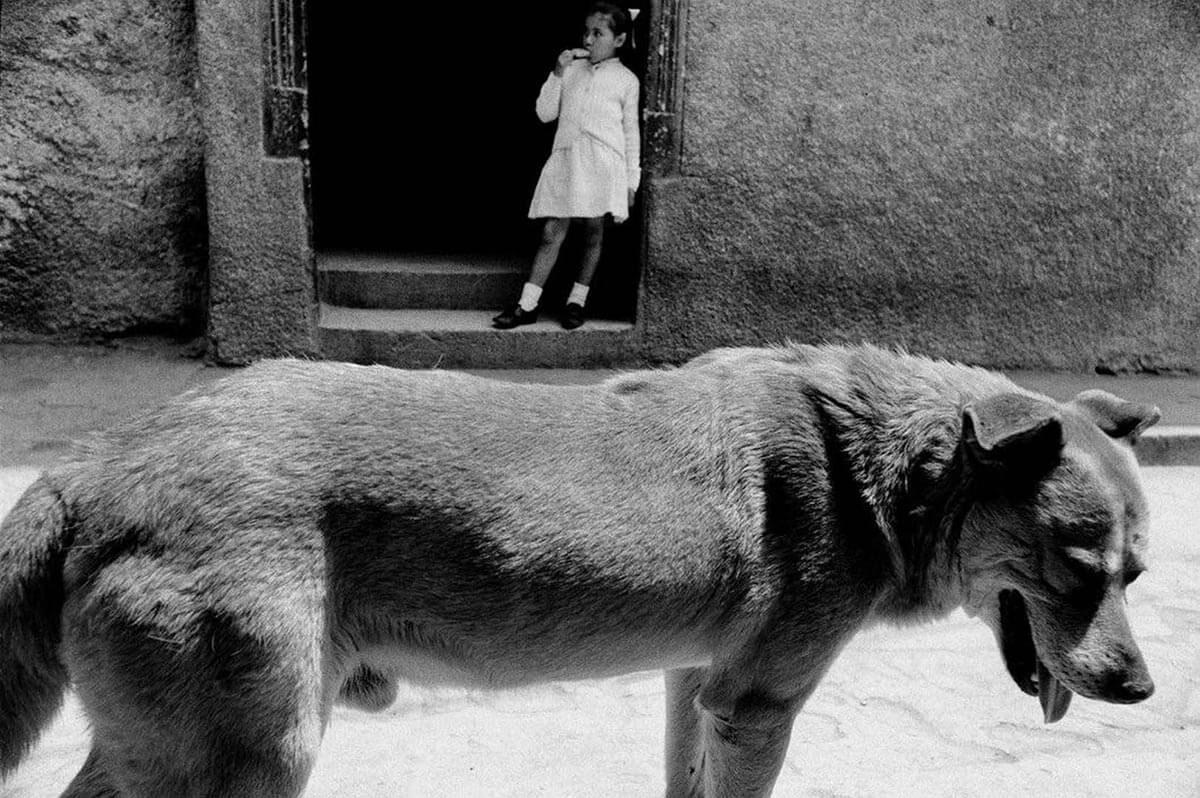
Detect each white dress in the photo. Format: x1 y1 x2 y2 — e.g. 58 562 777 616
528 58 641 223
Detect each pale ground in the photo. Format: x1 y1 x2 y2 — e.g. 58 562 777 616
1 342 1198 796
1 465 1197 797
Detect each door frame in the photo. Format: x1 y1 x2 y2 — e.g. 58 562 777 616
196 0 687 363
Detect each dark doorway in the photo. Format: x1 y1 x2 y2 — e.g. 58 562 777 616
308 2 648 318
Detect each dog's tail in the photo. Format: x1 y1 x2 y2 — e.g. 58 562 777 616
0 476 73 777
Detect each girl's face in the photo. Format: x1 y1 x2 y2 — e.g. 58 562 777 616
583 13 625 63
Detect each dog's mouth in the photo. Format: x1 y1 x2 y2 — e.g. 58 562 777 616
998 589 1073 723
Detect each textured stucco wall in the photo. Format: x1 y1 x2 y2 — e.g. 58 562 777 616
7 0 1200 370
0 0 206 339
641 0 1200 370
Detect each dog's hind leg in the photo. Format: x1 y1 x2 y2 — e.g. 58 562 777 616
663 667 799 798
69 622 326 796
64 569 329 797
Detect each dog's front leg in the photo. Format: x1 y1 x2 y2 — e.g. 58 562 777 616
664 667 708 797
663 668 797 798
61 748 116 798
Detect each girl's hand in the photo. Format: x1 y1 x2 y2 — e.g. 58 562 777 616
553 50 576 76
554 49 589 76
628 188 637 208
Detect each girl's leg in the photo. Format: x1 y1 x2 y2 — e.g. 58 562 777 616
574 217 606 289
494 218 571 328
529 218 572 287
560 217 604 329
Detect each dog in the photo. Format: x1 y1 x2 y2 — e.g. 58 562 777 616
0 344 1159 797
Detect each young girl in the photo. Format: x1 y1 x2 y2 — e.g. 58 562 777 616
493 3 640 330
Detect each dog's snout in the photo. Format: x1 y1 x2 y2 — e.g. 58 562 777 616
1112 673 1154 703
1111 639 1155 704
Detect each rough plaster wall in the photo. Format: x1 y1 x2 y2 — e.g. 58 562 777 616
643 0 1200 370
0 0 206 339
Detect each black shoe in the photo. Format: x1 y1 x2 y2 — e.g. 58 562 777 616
561 303 586 330
492 305 538 329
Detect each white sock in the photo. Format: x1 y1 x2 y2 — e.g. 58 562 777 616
567 282 590 307
518 282 542 312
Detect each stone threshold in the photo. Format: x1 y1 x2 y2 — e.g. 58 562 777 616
317 304 639 369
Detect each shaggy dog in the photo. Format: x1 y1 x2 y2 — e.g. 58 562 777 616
0 344 1158 797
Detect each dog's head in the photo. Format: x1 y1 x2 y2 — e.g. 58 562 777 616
956 389 1159 723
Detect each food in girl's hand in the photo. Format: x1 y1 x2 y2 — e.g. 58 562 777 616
571 48 591 59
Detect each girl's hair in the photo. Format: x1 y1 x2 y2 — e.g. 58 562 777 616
588 2 633 45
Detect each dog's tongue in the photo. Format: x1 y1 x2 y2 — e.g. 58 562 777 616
1037 659 1073 723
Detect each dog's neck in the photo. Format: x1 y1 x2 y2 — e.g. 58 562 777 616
882 443 974 621
780 350 1008 624
788 383 967 622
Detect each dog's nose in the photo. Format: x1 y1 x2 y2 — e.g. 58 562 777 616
1111 673 1155 703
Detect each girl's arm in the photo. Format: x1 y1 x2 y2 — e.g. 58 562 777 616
622 77 642 193
535 50 580 123
535 73 562 123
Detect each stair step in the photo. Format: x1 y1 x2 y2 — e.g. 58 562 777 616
318 305 637 369
318 251 527 310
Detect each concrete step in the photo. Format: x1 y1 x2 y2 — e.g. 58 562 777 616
318 304 638 369
317 251 527 310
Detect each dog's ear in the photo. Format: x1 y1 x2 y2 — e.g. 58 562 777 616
1070 389 1161 442
962 393 1064 470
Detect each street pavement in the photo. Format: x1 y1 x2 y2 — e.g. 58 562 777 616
1 340 1198 797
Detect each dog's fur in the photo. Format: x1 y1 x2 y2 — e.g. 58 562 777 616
0 344 1159 797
